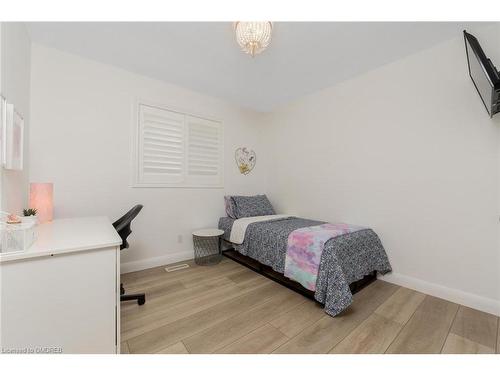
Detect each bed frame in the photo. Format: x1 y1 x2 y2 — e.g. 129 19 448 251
222 248 377 301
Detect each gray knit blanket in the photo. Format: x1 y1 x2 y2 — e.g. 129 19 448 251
218 216 392 316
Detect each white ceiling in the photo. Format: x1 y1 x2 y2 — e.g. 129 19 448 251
26 22 487 112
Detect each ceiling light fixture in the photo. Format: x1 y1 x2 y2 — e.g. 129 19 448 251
234 22 273 57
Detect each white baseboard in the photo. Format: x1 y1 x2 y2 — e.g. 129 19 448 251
379 272 500 317
120 250 193 274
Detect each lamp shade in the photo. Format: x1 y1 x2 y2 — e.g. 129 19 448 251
29 183 53 223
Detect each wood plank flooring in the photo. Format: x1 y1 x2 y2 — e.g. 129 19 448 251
121 258 499 354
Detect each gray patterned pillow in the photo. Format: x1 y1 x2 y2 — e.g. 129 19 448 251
232 195 276 218
224 196 238 219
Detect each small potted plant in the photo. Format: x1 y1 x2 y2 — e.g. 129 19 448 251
23 208 38 224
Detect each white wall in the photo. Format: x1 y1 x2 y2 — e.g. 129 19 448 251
262 27 500 314
0 23 31 214
29 44 267 272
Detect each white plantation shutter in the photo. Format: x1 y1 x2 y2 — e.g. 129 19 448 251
138 105 185 184
135 104 223 187
186 115 223 185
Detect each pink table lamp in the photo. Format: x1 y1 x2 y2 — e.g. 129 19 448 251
29 183 53 223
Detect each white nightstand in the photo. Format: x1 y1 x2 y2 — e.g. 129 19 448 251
192 228 224 265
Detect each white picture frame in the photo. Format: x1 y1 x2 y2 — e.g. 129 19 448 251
0 96 6 166
5 103 24 170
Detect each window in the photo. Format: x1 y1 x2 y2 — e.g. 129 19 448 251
133 104 224 188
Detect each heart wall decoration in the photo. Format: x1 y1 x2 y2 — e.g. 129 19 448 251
235 147 256 175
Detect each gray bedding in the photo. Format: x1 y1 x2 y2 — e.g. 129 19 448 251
218 216 392 316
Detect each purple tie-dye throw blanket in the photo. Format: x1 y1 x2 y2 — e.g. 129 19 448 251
284 223 366 291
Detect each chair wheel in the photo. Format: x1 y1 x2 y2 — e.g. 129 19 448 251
138 296 146 305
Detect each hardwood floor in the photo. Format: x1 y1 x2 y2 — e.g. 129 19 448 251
120 258 499 354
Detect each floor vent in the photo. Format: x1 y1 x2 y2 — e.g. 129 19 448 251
165 263 190 272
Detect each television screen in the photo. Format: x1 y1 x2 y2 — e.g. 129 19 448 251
463 31 500 117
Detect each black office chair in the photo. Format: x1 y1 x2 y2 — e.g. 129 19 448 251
113 204 146 305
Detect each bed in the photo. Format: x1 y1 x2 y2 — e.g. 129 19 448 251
218 195 392 317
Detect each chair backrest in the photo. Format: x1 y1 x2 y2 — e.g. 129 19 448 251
113 205 143 250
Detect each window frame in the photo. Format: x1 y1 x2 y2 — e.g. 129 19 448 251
131 100 224 189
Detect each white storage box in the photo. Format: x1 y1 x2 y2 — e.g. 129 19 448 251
0 220 37 253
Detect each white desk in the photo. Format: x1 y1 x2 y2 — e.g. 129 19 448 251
0 217 122 354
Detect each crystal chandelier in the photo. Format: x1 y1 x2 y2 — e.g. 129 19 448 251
234 22 273 57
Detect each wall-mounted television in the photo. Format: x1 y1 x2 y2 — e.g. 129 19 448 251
463 30 500 117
